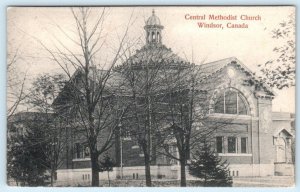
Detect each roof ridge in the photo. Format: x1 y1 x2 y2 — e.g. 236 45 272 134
200 57 237 67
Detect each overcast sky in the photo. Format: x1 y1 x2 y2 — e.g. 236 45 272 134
7 6 295 112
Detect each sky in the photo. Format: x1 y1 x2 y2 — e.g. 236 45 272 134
7 6 295 113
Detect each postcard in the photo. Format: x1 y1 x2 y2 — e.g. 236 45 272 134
7 6 295 187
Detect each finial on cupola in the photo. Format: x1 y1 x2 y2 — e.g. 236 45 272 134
144 9 164 45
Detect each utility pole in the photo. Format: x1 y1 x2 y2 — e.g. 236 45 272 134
119 123 123 179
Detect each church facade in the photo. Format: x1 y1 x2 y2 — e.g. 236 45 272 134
51 11 295 185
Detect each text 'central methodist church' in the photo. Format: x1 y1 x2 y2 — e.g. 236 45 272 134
54 11 294 185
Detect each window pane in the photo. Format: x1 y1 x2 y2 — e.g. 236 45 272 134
75 143 81 158
216 137 223 153
84 145 90 158
225 91 237 114
214 95 224 113
241 137 247 153
238 95 248 115
228 137 236 153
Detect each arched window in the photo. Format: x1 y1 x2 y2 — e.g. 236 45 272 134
152 31 156 41
147 31 150 43
214 89 248 115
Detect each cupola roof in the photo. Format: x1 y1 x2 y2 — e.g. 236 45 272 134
146 10 161 26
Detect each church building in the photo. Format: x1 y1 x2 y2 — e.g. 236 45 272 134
52 11 295 185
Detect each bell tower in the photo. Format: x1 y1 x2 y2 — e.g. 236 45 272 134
144 10 164 45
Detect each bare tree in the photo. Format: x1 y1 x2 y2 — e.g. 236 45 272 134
155 60 251 186
117 39 195 186
117 48 164 186
7 45 27 119
154 64 207 187
6 44 29 186
36 8 133 186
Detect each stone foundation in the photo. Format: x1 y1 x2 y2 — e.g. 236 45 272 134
228 164 274 177
56 163 294 186
274 163 294 176
115 165 179 180
56 168 92 186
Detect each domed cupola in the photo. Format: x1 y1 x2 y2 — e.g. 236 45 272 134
144 10 164 45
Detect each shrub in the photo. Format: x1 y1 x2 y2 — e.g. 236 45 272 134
189 140 232 187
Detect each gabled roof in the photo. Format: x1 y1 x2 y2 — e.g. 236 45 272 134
199 57 238 76
8 112 52 123
52 68 116 107
198 57 275 96
274 128 293 137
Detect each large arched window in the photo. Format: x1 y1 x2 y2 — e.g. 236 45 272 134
214 89 248 115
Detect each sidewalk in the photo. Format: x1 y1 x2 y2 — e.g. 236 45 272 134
233 176 295 187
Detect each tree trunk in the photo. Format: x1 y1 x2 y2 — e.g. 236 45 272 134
144 152 152 187
107 171 110 187
88 104 99 186
50 169 54 186
145 88 152 187
91 151 99 186
180 159 187 187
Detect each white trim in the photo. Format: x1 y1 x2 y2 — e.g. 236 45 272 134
57 168 91 172
72 158 91 162
123 137 132 141
272 118 294 121
218 153 252 157
208 113 252 120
